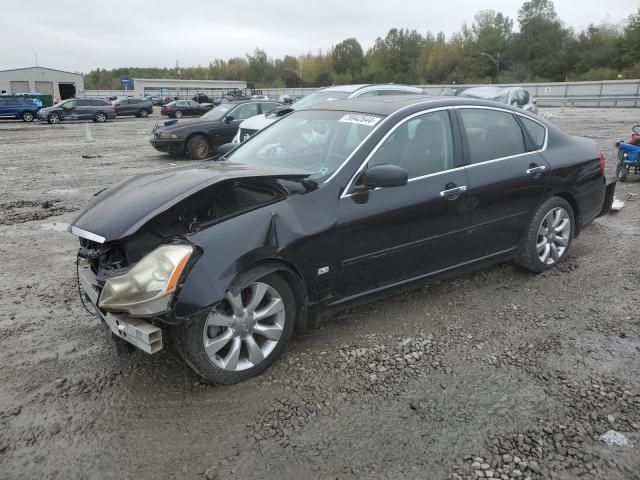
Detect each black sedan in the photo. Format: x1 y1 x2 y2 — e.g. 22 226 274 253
69 96 615 384
151 100 282 160
160 100 213 119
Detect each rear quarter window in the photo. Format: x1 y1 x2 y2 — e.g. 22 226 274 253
519 116 546 149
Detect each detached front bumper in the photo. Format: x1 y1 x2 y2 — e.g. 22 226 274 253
78 264 163 354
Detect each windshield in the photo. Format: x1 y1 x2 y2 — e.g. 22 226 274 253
201 103 235 120
227 110 382 180
291 91 351 110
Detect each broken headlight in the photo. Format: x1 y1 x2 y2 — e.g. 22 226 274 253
98 244 193 316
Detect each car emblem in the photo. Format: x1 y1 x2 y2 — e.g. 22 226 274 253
243 133 250 141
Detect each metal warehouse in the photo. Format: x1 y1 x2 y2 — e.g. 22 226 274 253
131 78 247 98
0 66 84 100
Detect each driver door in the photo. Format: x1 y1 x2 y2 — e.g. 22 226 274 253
61 100 79 120
334 109 472 299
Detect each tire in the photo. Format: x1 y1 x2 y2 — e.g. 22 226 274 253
174 110 183 119
616 163 627 182
178 272 296 384
515 196 575 273
186 134 210 160
48 113 61 124
139 109 149 118
21 111 34 122
95 112 107 123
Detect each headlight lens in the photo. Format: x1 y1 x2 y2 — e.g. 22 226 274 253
99 244 193 315
158 132 178 139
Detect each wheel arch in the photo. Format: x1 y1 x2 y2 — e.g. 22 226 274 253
185 131 211 147
552 191 581 237
228 258 309 333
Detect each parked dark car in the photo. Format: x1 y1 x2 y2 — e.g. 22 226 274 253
113 98 153 118
145 95 162 105
71 95 615 384
38 98 116 124
151 100 282 159
0 97 40 122
160 100 213 119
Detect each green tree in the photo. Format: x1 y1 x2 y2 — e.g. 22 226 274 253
471 10 514 82
332 38 365 77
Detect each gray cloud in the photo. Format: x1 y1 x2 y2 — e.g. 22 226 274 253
0 0 636 72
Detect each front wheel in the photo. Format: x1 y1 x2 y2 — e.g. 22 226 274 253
179 273 296 384
186 134 210 160
48 113 61 124
515 197 574 273
21 111 34 122
616 163 627 182
139 109 149 118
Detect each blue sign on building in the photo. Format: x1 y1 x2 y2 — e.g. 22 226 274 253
120 77 132 89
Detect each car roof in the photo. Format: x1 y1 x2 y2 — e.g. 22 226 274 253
302 94 530 116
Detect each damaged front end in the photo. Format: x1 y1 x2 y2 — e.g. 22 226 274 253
71 163 313 356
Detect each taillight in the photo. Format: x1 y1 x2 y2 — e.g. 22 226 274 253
598 147 606 174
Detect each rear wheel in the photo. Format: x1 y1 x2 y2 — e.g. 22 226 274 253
186 135 210 160
179 273 295 384
174 110 183 119
95 112 107 123
139 109 149 118
21 111 34 122
48 113 61 124
515 196 574 273
616 163 627 182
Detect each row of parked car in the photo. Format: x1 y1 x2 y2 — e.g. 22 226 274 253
149 84 538 160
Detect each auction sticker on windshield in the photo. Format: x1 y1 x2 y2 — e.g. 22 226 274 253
339 113 381 126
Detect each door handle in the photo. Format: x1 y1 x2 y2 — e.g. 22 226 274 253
439 185 467 199
526 165 546 175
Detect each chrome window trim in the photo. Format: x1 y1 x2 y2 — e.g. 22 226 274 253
339 106 454 197
69 226 106 244
453 105 548 152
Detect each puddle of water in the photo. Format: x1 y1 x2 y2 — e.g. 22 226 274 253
40 222 69 232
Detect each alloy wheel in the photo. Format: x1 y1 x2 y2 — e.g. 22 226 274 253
175 111 183 119
202 282 285 371
96 113 106 123
22 112 33 122
536 207 570 265
49 114 60 124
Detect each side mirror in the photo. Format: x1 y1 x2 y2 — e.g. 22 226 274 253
362 164 408 189
216 143 236 158
224 115 234 123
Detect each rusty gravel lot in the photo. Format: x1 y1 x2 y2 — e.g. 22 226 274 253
0 108 639 480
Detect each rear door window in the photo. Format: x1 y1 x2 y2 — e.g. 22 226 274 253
459 109 526 164
519 116 546 150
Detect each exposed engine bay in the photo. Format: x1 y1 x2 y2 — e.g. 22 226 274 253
77 177 312 284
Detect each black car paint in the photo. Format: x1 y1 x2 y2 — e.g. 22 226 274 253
150 101 282 156
114 98 153 117
72 96 611 331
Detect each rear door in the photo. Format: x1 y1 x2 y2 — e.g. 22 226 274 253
335 109 472 298
456 107 550 258
0 98 19 118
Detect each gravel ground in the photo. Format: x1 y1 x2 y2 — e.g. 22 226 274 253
0 107 639 480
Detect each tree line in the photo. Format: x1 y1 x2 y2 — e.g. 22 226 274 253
84 0 640 90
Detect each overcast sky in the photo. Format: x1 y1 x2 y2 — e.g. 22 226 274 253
0 0 637 73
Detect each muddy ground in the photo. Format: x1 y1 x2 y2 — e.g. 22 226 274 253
0 108 639 480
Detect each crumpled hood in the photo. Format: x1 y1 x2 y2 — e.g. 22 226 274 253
70 162 310 243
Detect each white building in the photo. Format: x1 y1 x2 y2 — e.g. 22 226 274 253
0 66 84 100
132 78 247 98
